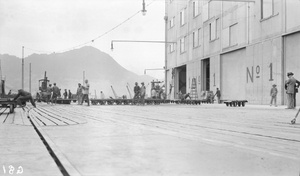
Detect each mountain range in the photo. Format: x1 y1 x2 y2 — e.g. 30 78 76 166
0 46 155 98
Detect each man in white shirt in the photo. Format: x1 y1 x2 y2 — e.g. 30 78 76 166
81 79 90 106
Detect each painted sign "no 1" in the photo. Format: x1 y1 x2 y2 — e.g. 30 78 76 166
247 63 274 83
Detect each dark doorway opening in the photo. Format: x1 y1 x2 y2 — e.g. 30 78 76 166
177 65 187 95
202 58 210 91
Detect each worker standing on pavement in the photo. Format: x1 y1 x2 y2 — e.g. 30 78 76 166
139 82 146 105
285 72 297 109
81 79 90 106
63 89 68 99
214 88 221 104
46 84 53 104
133 82 140 105
68 90 72 99
133 82 140 99
270 84 278 107
13 89 36 108
100 91 105 99
51 83 60 105
76 83 83 105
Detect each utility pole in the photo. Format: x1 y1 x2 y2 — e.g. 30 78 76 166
22 46 24 89
164 1 168 99
29 63 31 93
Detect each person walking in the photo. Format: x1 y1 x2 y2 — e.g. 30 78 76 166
139 82 146 105
51 83 60 104
13 89 36 108
285 72 297 109
81 79 90 106
76 83 83 105
215 88 221 104
270 84 278 107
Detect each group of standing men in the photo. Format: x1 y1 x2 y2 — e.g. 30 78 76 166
42 79 90 106
133 82 146 105
76 79 90 106
45 83 72 104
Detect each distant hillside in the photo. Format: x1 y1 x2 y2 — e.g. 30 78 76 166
0 46 155 98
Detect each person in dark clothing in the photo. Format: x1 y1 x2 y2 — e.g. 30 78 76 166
13 89 36 108
51 83 60 104
215 88 221 104
68 90 72 99
183 93 191 100
133 82 140 99
63 89 68 99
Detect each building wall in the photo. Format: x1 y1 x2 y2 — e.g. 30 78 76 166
245 37 283 104
166 0 300 104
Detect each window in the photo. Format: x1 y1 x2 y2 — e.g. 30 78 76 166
193 28 201 48
229 23 237 46
198 28 202 46
193 1 199 17
169 43 175 53
209 20 216 41
180 8 186 26
216 18 220 38
261 0 274 19
203 3 209 21
169 17 174 29
193 31 198 48
180 37 186 53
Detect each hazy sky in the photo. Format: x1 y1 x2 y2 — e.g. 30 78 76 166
0 0 166 79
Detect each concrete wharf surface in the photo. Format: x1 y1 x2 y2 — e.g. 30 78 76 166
1 103 300 176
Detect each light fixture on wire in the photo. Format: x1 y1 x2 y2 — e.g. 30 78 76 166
141 0 147 16
110 42 114 51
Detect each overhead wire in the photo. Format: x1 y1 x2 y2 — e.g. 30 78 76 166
25 0 158 54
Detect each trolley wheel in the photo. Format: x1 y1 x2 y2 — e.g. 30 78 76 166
9 104 14 113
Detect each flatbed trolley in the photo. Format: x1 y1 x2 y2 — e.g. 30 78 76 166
224 100 248 107
0 98 17 113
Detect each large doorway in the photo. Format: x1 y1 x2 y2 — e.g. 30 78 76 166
221 49 246 100
201 58 210 91
175 65 186 98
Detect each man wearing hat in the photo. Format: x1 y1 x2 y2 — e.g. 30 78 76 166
285 72 297 109
270 84 278 106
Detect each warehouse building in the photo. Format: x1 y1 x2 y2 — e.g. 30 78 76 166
166 0 300 105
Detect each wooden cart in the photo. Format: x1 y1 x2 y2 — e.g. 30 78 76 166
0 98 17 113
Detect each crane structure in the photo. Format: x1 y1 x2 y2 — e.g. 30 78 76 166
111 86 119 99
126 85 132 99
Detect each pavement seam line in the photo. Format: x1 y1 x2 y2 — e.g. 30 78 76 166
27 114 71 176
